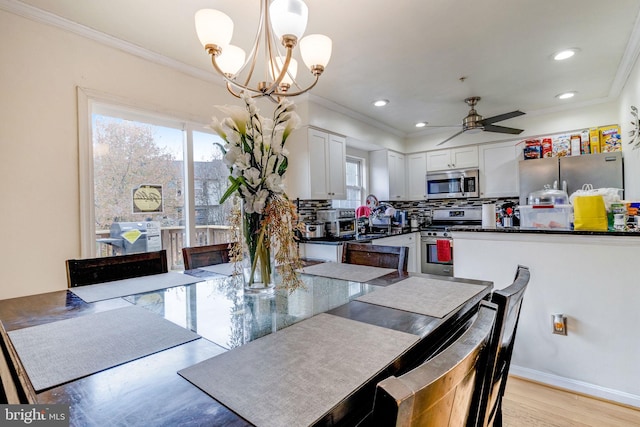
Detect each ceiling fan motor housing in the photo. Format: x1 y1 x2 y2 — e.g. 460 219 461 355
463 110 483 132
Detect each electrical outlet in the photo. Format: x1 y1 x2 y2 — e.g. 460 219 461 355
552 314 567 335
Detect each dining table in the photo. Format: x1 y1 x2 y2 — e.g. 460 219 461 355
0 262 492 427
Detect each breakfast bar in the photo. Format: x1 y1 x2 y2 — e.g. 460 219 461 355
0 267 491 426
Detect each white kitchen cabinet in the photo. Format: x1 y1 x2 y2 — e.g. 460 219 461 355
373 232 419 273
478 140 522 198
298 242 343 262
406 152 427 200
426 146 478 171
370 149 406 201
285 127 346 200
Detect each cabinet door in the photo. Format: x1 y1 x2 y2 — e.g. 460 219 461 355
374 233 419 273
426 150 452 171
327 134 346 199
479 141 521 198
451 146 479 169
308 129 330 199
406 153 427 199
388 151 406 200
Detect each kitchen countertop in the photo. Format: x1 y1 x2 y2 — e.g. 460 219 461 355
450 225 640 237
299 228 421 245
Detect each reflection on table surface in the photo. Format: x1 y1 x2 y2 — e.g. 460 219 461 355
123 273 380 350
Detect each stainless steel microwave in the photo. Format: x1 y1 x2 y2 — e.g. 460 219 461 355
426 168 479 199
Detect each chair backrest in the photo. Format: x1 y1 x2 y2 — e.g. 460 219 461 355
0 322 36 404
341 242 409 271
182 243 231 270
66 250 168 287
476 265 530 427
371 302 498 427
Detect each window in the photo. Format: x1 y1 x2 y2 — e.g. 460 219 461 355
333 156 364 208
80 92 235 270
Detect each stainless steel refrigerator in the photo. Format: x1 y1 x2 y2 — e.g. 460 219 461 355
518 152 624 205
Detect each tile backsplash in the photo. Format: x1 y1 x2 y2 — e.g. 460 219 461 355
294 197 519 223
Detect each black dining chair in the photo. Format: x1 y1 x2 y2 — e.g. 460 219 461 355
182 243 231 270
368 301 498 427
342 242 409 272
475 265 530 427
65 250 168 287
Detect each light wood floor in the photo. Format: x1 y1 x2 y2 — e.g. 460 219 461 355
502 376 640 427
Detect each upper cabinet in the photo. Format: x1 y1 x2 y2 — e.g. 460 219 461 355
478 140 522 198
426 146 478 171
406 152 427 200
285 127 346 200
370 149 406 201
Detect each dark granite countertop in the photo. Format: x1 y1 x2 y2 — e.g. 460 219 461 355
450 225 640 237
298 228 421 245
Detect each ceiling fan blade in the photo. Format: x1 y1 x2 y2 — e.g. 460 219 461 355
481 110 525 125
436 130 464 146
483 124 524 135
423 125 462 128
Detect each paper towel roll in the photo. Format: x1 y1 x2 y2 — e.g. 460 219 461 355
482 204 497 229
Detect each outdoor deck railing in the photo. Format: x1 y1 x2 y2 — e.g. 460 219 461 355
96 225 233 270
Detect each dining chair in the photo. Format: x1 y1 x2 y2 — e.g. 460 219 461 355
182 243 231 270
342 242 409 272
65 250 168 287
475 265 530 427
369 301 498 427
0 322 36 404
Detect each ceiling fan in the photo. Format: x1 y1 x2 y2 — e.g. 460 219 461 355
434 97 525 146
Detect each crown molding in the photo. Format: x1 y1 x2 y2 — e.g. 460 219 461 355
0 0 221 86
610 6 640 98
307 93 407 138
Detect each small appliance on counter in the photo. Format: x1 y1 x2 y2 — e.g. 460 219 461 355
300 222 325 240
317 208 356 238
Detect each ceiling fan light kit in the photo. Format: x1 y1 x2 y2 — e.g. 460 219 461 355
436 96 525 146
195 0 332 101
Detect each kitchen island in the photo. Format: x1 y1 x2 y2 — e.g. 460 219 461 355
451 228 640 408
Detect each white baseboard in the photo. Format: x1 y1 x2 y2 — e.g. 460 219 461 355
509 365 640 409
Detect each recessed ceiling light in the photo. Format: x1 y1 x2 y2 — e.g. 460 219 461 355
553 48 579 61
415 122 427 128
556 92 576 100
373 99 389 107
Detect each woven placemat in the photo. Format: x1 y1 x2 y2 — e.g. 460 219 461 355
70 272 201 302
298 262 395 282
179 313 418 427
356 276 486 318
8 306 200 391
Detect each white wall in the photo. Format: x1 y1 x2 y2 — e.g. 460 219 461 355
0 10 235 299
617 52 640 200
454 232 640 407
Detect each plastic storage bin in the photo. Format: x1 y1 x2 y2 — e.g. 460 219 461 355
519 205 573 230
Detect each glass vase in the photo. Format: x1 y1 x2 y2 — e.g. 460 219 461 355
242 211 276 294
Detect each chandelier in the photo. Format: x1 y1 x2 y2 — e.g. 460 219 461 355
195 0 332 102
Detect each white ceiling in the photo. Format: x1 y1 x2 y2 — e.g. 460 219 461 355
7 0 640 141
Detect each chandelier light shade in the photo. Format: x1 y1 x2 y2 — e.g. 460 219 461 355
269 0 308 40
194 0 331 101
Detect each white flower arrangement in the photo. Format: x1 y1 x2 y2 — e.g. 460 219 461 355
210 94 304 292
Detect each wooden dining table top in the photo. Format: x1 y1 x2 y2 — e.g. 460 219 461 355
0 267 492 427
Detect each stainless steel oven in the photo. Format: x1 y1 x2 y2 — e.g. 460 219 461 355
420 207 482 276
421 231 454 276
426 168 479 199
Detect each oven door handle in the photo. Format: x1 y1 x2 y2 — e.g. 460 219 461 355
460 176 465 196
